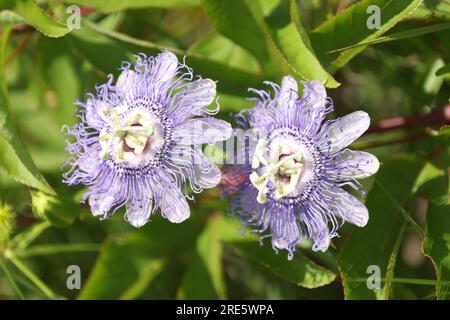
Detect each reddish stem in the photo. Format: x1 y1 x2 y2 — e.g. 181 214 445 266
336 0 350 14
5 31 31 65
367 104 450 134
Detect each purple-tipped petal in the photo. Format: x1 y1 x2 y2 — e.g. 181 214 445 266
88 193 116 217
155 51 179 84
169 79 217 123
302 80 327 114
172 117 232 146
278 76 298 108
271 209 300 253
320 111 370 154
193 154 222 189
332 149 380 180
312 228 331 253
125 200 153 228
160 185 190 223
325 187 369 227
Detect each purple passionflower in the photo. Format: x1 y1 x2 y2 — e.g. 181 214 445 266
63 51 232 227
227 76 379 258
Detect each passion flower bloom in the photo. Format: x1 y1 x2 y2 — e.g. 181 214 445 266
227 76 379 258
63 51 232 227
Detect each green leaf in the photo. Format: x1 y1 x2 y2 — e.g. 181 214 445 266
217 215 335 289
339 154 423 299
39 37 81 127
409 1 450 20
60 0 200 12
0 27 54 194
188 32 261 74
229 241 335 289
204 0 339 87
69 24 132 76
310 0 423 73
436 63 450 77
72 18 264 95
423 201 450 300
79 216 203 299
262 0 340 87
30 190 80 228
413 162 446 195
413 134 449 200
202 0 271 64
416 135 449 300
0 0 70 37
7 36 83 173
178 215 226 299
0 10 26 26
438 125 450 138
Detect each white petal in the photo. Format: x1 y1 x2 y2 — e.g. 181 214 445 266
170 145 222 190
271 210 300 250
174 78 217 112
154 51 179 84
296 80 328 133
160 186 190 223
173 118 232 146
303 80 327 112
88 193 115 217
85 99 106 129
272 239 289 250
193 152 222 189
278 76 298 108
125 200 152 228
312 229 331 252
326 187 369 227
333 149 380 180
196 164 221 189
320 111 370 154
116 69 137 95
78 152 99 174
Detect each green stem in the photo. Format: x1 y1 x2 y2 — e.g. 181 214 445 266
328 22 450 53
375 179 425 238
81 18 229 66
0 256 25 299
82 18 185 55
383 222 407 299
10 221 51 250
6 251 57 299
15 243 100 258
119 259 165 300
349 277 450 286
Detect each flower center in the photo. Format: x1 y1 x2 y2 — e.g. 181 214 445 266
98 106 157 163
250 138 303 204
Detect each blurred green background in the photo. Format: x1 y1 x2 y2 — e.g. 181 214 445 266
0 0 449 300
